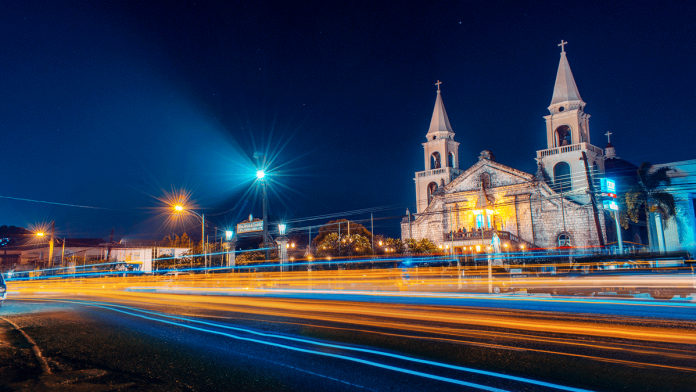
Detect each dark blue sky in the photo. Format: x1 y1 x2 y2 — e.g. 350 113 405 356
2 1 695 240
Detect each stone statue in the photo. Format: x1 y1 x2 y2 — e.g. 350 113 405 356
490 232 501 254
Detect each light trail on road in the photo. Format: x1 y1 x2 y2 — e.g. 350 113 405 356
5 264 696 391
16 297 598 392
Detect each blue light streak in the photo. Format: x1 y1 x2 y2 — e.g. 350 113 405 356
36 298 592 392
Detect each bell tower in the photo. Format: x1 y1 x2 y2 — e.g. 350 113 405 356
537 41 604 201
414 81 461 213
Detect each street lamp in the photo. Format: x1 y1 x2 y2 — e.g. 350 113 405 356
172 204 208 271
253 152 271 261
276 223 289 272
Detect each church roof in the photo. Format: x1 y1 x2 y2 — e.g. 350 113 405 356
550 52 582 105
427 91 454 136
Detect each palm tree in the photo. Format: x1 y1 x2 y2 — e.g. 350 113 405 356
622 162 675 250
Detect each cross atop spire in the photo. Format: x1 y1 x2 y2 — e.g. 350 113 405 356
605 131 612 143
558 40 568 53
426 83 454 137
550 41 582 106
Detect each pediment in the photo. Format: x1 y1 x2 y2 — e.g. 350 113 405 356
444 159 534 194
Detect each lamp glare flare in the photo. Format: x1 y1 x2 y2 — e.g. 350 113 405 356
256 170 266 179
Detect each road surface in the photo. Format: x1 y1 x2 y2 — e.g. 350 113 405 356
1 290 694 391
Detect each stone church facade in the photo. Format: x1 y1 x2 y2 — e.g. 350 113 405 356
402 43 608 251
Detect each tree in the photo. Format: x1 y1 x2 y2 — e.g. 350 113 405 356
621 162 675 248
383 237 404 254
179 232 191 247
313 219 372 245
315 233 373 257
405 238 438 254
316 232 340 257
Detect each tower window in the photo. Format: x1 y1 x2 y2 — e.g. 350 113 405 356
555 125 572 147
431 152 441 169
559 106 565 112
447 152 455 168
427 182 438 204
553 162 571 191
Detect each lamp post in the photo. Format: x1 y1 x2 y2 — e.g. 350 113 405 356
35 223 57 271
173 205 207 271
254 152 271 261
277 223 288 272
224 230 236 269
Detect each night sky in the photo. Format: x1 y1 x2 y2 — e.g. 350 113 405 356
2 1 695 241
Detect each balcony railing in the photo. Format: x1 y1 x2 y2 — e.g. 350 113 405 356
416 167 463 178
443 230 535 248
536 142 604 159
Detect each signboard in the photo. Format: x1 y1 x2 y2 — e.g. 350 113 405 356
237 220 263 234
600 178 618 211
600 178 617 198
603 200 618 211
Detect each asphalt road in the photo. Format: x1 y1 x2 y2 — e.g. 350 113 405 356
1 293 694 392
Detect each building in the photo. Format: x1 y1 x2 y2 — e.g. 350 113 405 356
0 239 190 274
403 43 608 252
650 160 696 254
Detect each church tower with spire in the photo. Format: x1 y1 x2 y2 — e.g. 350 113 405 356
537 41 604 201
414 81 461 213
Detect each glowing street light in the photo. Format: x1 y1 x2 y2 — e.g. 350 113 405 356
169 203 208 271
254 152 271 261
225 230 234 241
36 232 45 237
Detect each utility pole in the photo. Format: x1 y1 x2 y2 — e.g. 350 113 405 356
371 213 374 254
614 209 624 253
48 221 55 269
201 214 206 270
106 228 114 261
581 152 606 248
61 238 65 266
559 179 567 234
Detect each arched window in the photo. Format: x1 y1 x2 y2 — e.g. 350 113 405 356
480 172 491 189
555 125 572 147
430 152 441 169
633 233 642 245
557 233 571 247
553 162 571 191
427 182 438 204
447 152 455 168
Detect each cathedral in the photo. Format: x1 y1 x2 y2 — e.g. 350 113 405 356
402 42 609 252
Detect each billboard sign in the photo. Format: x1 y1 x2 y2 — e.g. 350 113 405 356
237 220 263 234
